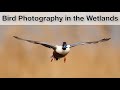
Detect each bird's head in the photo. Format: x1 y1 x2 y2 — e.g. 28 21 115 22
62 42 67 50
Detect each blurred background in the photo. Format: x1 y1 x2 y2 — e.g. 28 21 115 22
0 25 120 78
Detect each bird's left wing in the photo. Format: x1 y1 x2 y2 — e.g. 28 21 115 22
70 38 111 48
13 36 56 50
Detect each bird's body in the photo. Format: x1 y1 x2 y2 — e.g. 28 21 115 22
52 45 70 60
13 36 111 63
55 45 70 56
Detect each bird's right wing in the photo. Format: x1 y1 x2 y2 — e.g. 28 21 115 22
13 36 56 50
70 38 111 48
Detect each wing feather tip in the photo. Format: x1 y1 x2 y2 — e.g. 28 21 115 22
13 36 21 40
13 36 16 38
102 38 111 41
13 36 18 39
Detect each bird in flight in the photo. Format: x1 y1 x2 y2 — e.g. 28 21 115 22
13 36 111 63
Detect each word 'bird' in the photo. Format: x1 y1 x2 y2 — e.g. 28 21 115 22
13 36 111 63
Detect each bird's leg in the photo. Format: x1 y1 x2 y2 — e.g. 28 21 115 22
51 58 54 62
51 55 54 62
64 57 66 63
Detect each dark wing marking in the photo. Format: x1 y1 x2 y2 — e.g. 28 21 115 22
70 38 111 48
13 36 56 50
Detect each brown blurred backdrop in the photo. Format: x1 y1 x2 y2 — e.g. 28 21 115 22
0 25 120 78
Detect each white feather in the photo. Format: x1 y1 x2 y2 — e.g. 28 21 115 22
55 45 70 55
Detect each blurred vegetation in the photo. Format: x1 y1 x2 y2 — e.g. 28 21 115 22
0 25 120 78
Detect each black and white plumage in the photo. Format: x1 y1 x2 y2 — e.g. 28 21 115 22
13 36 111 63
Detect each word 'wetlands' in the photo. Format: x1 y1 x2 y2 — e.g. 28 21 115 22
13 36 111 63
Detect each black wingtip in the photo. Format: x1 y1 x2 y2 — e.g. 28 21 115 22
103 38 111 41
13 36 16 38
13 36 21 40
13 36 18 39
108 38 111 40
107 38 111 40
100 38 111 43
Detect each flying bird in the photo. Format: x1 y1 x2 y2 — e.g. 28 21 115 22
13 36 111 63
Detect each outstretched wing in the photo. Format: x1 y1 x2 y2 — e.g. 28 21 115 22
13 36 56 50
70 38 111 48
